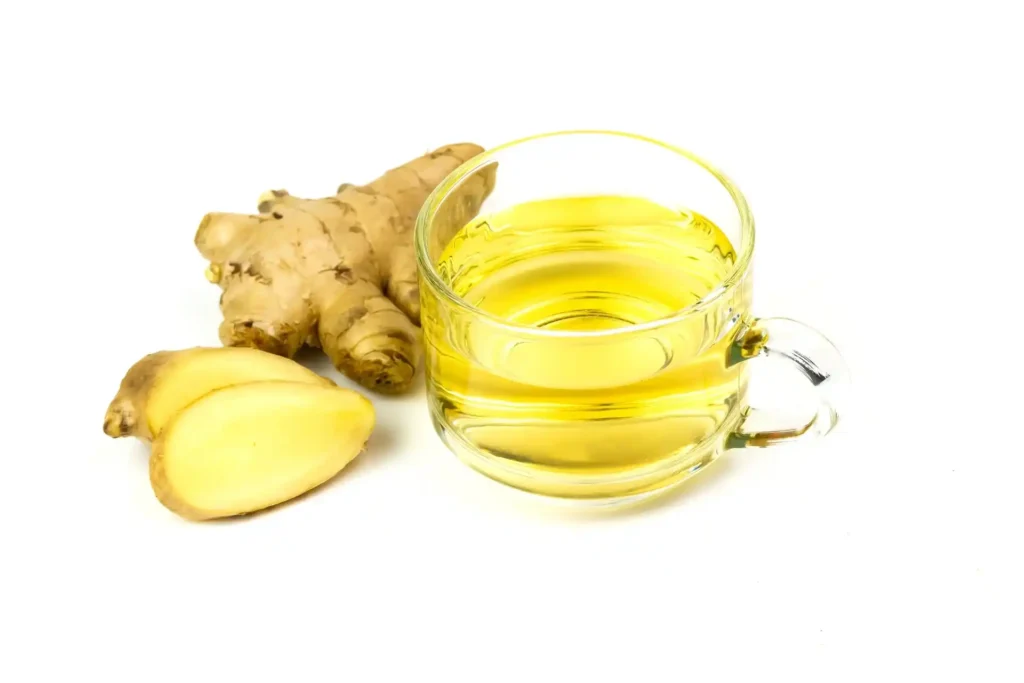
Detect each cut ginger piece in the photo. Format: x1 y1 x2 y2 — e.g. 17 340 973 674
150 381 374 521
104 347 333 441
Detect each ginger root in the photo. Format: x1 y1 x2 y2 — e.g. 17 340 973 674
151 381 373 521
195 143 495 393
103 347 332 441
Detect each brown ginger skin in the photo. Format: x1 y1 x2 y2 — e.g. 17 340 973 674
195 143 494 393
103 351 172 441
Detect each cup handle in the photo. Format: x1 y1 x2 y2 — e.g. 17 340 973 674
726 317 850 449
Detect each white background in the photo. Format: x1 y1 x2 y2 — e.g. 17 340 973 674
3 2 1022 681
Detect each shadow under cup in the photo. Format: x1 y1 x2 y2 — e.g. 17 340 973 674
414 131 844 504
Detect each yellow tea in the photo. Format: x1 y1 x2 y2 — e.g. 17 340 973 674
421 195 753 499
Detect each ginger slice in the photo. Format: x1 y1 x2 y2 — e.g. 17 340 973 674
150 381 374 521
103 347 333 441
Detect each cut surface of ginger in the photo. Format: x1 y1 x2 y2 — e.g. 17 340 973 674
145 348 332 436
150 381 374 520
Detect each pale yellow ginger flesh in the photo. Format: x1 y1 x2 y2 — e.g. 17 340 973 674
103 347 333 441
194 143 496 393
150 381 374 521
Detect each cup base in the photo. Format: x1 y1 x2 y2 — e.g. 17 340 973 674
429 401 726 507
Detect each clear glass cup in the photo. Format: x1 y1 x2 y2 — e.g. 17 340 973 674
415 131 849 504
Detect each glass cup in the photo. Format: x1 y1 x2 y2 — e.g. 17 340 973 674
415 131 848 504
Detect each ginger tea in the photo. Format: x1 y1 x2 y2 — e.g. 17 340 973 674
421 195 753 499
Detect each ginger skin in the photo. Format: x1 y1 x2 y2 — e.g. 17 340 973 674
195 143 494 393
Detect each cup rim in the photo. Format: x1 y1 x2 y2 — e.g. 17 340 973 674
414 129 755 339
